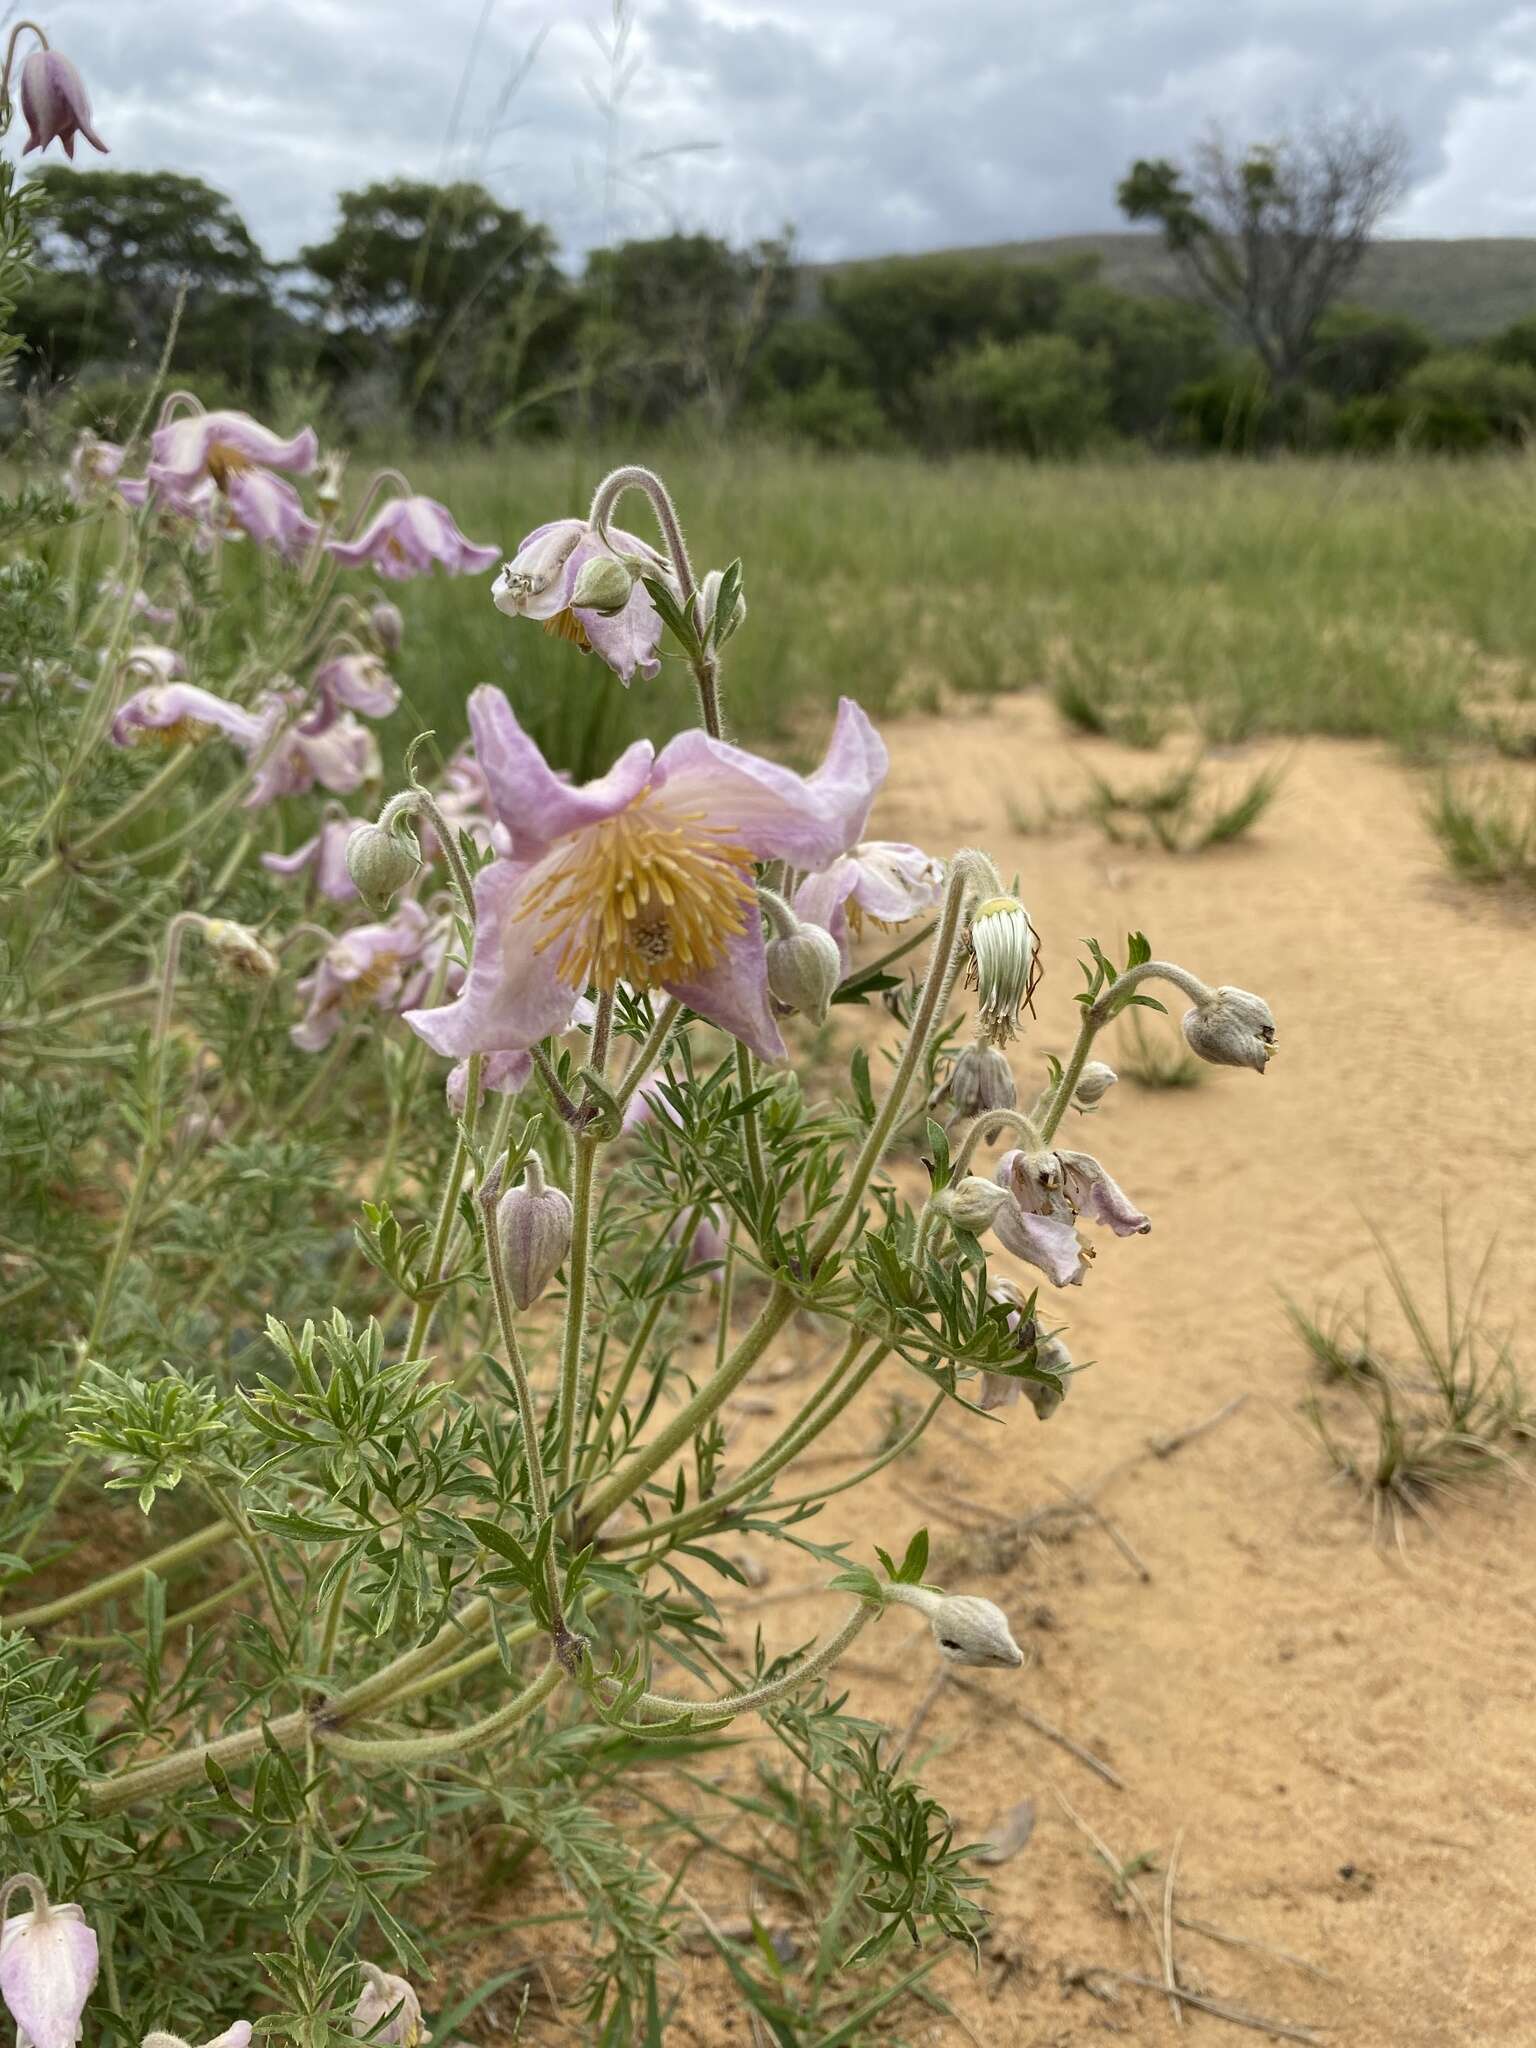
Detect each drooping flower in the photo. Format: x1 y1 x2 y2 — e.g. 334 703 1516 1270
100 579 177 629
496 1154 574 1309
351 1964 424 2047
328 496 499 582
67 434 125 501
369 599 405 653
794 841 945 972
405 687 886 1066
19 50 107 159
147 410 318 501
121 641 187 684
310 652 400 725
1056 1150 1150 1237
882 1584 1023 1669
991 1145 1149 1289
245 700 380 808
491 517 676 685
0 1879 99 2048
445 1049 532 1116
944 1041 1015 1118
261 814 362 901
111 683 270 753
965 894 1037 1043
291 901 431 1052
220 468 320 560
977 1278 1073 1416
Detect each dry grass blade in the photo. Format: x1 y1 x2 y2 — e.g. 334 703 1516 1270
1095 1968 1327 2044
1162 1827 1185 2030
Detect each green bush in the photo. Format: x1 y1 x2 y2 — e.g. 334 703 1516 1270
1485 315 1536 373
1059 282 1223 439
757 368 889 452
1399 352 1536 443
922 333 1110 457
1306 304 1434 401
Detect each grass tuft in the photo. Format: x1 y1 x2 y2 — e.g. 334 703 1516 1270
1116 1013 1203 1089
1426 778 1536 887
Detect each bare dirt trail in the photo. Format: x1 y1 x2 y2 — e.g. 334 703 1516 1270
660 696 1536 2047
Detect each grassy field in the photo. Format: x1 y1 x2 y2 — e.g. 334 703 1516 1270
396 445 1536 777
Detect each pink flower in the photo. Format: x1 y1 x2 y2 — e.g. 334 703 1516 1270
405 688 886 1066
111 682 270 752
261 815 361 901
311 652 400 725
148 410 318 500
328 496 499 581
221 469 320 559
0 1885 98 2048
245 700 380 808
19 50 107 159
292 901 432 1051
492 517 676 686
794 840 944 971
991 1146 1149 1290
67 433 124 501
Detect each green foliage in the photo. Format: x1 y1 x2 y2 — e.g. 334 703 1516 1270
1059 281 1223 438
1398 350 1536 445
923 334 1110 457
1426 778 1536 887
1306 302 1434 400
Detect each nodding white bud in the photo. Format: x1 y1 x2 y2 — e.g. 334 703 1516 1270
1073 1061 1118 1109
369 600 404 654
765 920 842 1026
1181 986 1276 1074
569 554 636 616
698 566 747 646
200 919 279 982
884 1583 1023 1669
345 823 420 915
495 1154 574 1310
965 895 1037 1043
947 1042 1016 1117
315 453 346 515
351 1964 423 2048
0 1877 99 2048
936 1175 1012 1237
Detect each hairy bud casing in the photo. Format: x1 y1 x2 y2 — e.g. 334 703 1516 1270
765 920 842 1025
345 823 420 915
1182 986 1277 1073
496 1155 574 1310
947 1042 1016 1117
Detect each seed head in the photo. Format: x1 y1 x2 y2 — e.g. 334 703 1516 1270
965 895 1037 1042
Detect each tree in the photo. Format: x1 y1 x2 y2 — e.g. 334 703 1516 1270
18 168 285 391
1117 116 1408 388
1059 282 1223 438
299 181 571 433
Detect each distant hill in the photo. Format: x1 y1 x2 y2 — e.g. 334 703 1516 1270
812 233 1536 344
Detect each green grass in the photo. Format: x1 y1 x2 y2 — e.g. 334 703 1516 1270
1427 777 1536 886
394 445 1536 779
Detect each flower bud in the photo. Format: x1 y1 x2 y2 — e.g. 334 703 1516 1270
352 1964 423 2048
143 2024 252 2048
201 919 279 982
0 1877 99 2048
698 566 747 646
315 453 346 515
965 895 1036 1043
18 50 107 159
569 553 636 616
946 1042 1015 1117
369 600 405 654
936 1175 1012 1237
885 1584 1023 1668
496 1154 574 1310
1072 1061 1117 1109
765 919 842 1026
345 823 420 915
1181 986 1276 1073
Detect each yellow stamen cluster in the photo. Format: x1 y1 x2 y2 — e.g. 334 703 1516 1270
543 608 593 652
205 442 253 489
131 716 210 750
518 793 755 990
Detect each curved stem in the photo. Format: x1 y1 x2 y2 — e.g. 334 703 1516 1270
587 465 698 608
3 1518 234 1630
950 1106 1043 1179
1037 960 1211 1143
317 1658 561 1764
599 1600 879 1728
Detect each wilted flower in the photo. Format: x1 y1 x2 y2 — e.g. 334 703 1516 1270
201 919 280 983
369 600 405 653
122 641 186 684
794 841 943 972
328 496 498 581
977 1278 1073 1416
992 1144 1149 1288
148 410 318 500
496 1154 574 1310
1056 1149 1150 1237
311 652 400 725
19 50 107 159
491 517 675 685
765 918 842 1025
67 433 125 501
291 901 430 1052
965 894 1037 1043
944 1041 1015 1118
245 701 380 808
262 815 363 902
0 1876 99 2048
405 687 886 1067
111 683 270 753
1182 986 1277 1073
351 1964 423 2048
1073 1060 1118 1109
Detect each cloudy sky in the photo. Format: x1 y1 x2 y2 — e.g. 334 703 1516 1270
34 0 1536 265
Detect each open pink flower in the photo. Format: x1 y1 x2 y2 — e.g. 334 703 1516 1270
148 410 318 500
20 50 107 158
0 1888 98 2048
405 687 886 1066
245 699 380 808
492 517 675 686
292 901 431 1051
112 682 270 752
311 652 400 725
261 814 360 901
794 840 944 971
328 496 499 581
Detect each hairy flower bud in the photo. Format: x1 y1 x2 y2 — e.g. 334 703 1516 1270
201 919 279 982
946 1041 1015 1117
885 1583 1023 1668
351 1965 423 2048
698 565 747 646
19 50 107 160
143 2024 252 2048
0 1878 99 2048
936 1175 1012 1237
1182 986 1276 1073
569 553 636 617
346 822 420 915
496 1154 574 1310
1073 1060 1118 1109
765 919 842 1025
369 600 405 654
965 895 1036 1042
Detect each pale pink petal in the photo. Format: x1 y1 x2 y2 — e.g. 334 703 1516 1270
0 1905 98 2048
469 685 655 855
991 1202 1086 1287
663 905 786 1064
404 860 578 1058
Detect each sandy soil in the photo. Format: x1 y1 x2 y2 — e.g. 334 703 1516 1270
608 695 1533 2048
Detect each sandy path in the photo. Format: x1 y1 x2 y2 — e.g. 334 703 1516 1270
660 697 1536 2046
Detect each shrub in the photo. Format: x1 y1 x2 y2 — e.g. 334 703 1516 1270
1059 281 1224 438
1399 351 1536 444
1306 303 1434 401
923 333 1110 457
757 367 890 451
